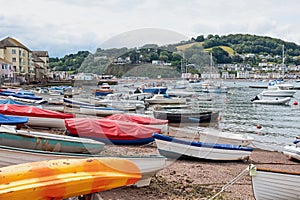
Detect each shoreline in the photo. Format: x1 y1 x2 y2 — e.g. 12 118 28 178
97 145 299 200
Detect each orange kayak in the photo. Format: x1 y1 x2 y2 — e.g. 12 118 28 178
0 158 141 200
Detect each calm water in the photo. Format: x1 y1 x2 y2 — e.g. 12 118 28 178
193 80 300 151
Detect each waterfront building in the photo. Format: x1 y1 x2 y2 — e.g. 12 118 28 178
0 37 49 83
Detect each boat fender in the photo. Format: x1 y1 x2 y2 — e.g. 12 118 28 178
256 124 262 129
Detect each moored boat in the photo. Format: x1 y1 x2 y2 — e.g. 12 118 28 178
153 109 219 123
251 95 291 105
0 158 141 200
152 133 253 161
144 94 187 104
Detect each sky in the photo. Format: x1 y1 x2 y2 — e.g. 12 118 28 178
0 0 299 58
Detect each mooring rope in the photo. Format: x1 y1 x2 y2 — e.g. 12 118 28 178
206 166 249 200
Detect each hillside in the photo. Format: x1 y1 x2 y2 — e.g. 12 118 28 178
49 33 300 77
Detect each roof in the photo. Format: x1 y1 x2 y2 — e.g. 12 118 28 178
0 37 30 51
32 51 49 57
32 53 45 63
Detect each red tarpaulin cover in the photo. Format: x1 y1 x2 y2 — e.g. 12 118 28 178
65 118 161 140
0 104 74 119
105 113 168 125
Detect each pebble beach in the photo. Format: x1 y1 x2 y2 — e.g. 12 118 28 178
99 146 299 200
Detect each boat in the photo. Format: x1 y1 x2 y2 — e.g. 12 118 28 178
0 144 166 187
142 86 168 94
249 164 300 200
79 105 124 116
153 109 219 123
63 97 100 107
96 93 146 109
106 113 169 133
251 94 291 105
91 83 114 97
189 127 254 146
283 145 300 161
152 133 253 161
201 81 229 93
0 98 24 105
282 137 300 161
65 118 161 145
144 94 187 104
0 104 74 129
0 125 105 154
260 80 296 97
0 114 28 125
0 89 43 100
0 157 141 200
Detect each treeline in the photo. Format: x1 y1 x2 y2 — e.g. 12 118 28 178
49 51 90 72
193 34 300 56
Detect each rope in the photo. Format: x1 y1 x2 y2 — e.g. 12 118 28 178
206 166 249 200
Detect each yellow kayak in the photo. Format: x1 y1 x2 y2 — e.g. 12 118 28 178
0 158 141 200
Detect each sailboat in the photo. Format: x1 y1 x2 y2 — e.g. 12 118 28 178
201 52 228 93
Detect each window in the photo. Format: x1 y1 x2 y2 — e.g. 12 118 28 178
12 49 16 54
12 58 16 62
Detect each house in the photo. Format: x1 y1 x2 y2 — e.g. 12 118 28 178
0 58 14 83
0 37 49 83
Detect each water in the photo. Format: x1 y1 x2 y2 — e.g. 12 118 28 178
193 80 300 151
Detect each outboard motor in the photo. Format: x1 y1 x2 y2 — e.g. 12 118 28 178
251 95 260 102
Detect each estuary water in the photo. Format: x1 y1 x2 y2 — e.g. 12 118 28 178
194 80 300 151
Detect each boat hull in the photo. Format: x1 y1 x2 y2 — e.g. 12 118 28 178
0 145 166 187
153 133 252 161
0 126 104 154
282 145 300 161
0 158 141 200
153 110 219 123
251 167 300 200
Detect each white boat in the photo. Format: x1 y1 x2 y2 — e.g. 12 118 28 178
96 93 146 109
145 94 187 104
282 144 300 161
0 145 166 187
79 105 124 116
251 94 291 105
261 81 296 97
191 127 254 146
153 133 253 161
249 164 300 200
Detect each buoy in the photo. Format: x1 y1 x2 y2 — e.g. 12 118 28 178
257 124 262 129
293 101 298 105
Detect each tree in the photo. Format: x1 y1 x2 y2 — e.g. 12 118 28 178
195 35 205 42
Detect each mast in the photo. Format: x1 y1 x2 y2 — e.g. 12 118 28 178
282 44 285 79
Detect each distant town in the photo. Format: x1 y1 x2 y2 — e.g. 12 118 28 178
1 36 300 86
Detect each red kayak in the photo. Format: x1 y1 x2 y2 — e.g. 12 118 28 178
65 118 161 145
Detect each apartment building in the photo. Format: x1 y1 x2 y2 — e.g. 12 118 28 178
0 37 49 83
